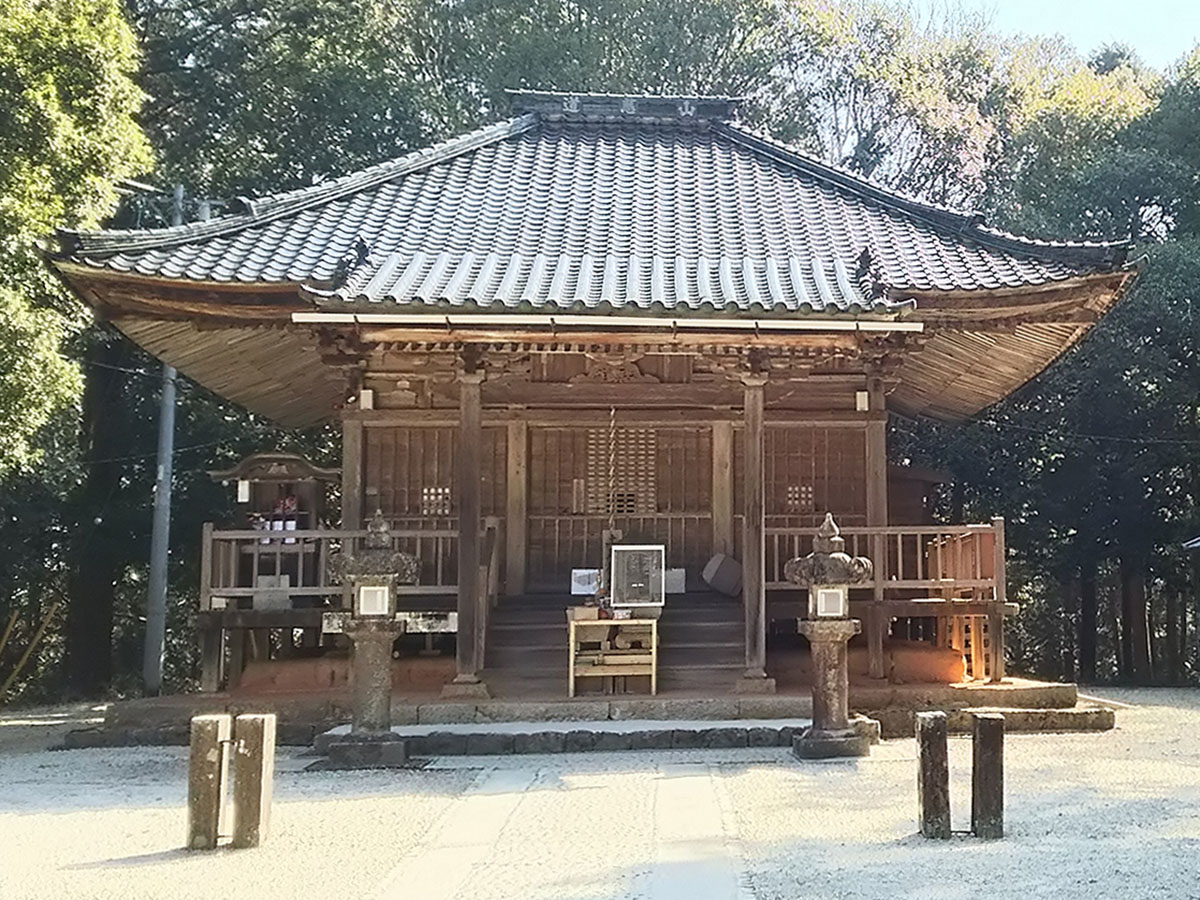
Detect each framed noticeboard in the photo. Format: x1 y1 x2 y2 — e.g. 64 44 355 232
609 544 666 608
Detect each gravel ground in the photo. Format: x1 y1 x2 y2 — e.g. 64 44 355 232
1 687 1198 899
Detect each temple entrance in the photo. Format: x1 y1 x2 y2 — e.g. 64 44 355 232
524 424 713 593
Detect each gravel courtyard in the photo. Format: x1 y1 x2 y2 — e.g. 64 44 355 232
2 688 1198 900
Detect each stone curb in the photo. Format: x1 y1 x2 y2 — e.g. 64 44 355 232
392 724 799 756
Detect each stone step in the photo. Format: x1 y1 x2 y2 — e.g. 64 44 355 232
868 704 1116 739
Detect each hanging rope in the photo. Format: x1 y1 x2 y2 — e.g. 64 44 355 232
607 404 617 535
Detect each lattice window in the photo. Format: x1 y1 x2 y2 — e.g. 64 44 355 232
585 428 657 514
421 486 451 516
786 484 814 512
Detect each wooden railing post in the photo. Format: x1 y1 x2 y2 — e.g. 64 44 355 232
476 518 499 669
869 531 886 680
989 516 1007 682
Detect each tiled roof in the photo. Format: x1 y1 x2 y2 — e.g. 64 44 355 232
57 91 1130 316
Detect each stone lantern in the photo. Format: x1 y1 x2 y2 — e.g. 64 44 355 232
327 511 419 738
784 513 874 759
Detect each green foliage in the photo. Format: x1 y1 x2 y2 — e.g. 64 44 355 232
0 0 150 475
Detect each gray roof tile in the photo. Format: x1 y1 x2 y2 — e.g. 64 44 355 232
58 92 1130 315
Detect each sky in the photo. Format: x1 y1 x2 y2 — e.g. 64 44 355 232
908 0 1200 71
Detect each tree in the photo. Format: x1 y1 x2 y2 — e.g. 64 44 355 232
0 0 150 473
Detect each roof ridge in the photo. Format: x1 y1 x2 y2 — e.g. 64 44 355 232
507 89 743 123
57 115 539 258
715 122 1131 268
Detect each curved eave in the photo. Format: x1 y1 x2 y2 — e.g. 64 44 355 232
892 269 1138 420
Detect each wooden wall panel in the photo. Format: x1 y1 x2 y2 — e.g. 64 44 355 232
763 426 867 527
363 425 506 519
525 425 713 590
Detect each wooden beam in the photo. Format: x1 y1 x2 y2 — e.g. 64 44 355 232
359 326 863 351
505 419 528 596
341 418 364 528
454 370 484 684
712 421 734 556
349 408 875 427
741 374 768 682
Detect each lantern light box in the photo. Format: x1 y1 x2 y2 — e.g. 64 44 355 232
609 544 666 608
811 585 849 619
355 583 394 617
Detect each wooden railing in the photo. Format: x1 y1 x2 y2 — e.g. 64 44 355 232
200 525 459 612
765 521 1004 597
526 513 713 587
764 519 1010 682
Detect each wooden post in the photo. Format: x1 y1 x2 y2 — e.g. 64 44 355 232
230 713 276 849
505 419 528 596
199 523 222 691
226 628 245 690
739 373 771 688
453 369 485 688
187 713 231 851
712 420 734 556
970 616 986 680
342 418 364 529
199 621 224 692
866 378 888 681
971 712 1005 839
916 711 951 839
990 516 1007 682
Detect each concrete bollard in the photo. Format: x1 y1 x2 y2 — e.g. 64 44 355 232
187 714 231 850
916 711 951 839
230 713 277 849
971 712 1005 839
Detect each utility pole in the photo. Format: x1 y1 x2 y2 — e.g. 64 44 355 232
142 185 185 694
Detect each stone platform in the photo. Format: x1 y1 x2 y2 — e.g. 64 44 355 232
59 677 1111 749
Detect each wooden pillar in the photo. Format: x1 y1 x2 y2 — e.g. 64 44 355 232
916 711 951 839
342 418 364 528
865 377 888 526
738 374 772 690
971 712 1005 839
450 369 486 692
712 420 734 556
990 516 1007 682
505 419 528 596
866 377 889 680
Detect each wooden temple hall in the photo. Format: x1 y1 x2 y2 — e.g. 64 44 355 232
51 91 1134 700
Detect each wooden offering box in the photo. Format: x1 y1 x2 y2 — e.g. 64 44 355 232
567 609 658 697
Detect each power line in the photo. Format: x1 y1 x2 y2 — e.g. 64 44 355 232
81 438 225 467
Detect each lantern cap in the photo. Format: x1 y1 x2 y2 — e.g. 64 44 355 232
783 513 873 588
